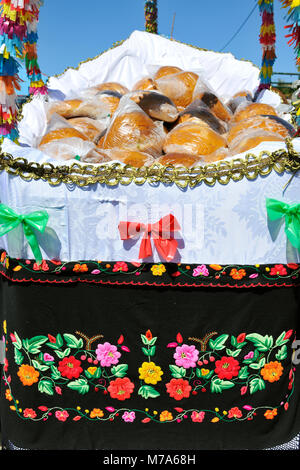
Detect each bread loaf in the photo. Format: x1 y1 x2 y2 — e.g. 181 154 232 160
233 102 277 122
155 71 199 108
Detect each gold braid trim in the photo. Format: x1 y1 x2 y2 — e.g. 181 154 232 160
0 138 299 188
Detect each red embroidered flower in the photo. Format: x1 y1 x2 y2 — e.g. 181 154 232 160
112 262 128 272
214 356 240 380
237 333 246 343
23 408 37 419
228 407 242 419
270 264 287 276
145 329 152 340
107 377 135 401
166 378 192 401
58 356 83 379
229 268 246 280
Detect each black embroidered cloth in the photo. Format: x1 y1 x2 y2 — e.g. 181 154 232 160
0 251 300 450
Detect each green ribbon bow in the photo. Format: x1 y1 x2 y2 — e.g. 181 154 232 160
266 198 300 251
0 203 49 264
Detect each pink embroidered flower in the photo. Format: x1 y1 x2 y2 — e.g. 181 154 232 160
43 353 54 362
174 344 199 369
192 264 209 277
244 351 254 360
122 411 136 422
55 410 69 422
23 408 37 419
96 342 121 367
228 407 242 419
191 411 205 422
113 262 128 272
270 264 287 276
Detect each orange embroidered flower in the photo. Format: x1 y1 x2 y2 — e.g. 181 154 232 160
159 410 173 422
0 251 6 263
264 409 278 420
17 364 40 386
5 389 12 401
90 408 104 419
260 361 283 383
229 268 246 280
73 263 88 273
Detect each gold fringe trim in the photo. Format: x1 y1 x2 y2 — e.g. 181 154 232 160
0 138 299 188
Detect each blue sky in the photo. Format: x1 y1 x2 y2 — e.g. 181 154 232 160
19 0 299 94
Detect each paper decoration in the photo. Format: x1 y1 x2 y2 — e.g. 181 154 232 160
258 0 276 92
145 0 158 34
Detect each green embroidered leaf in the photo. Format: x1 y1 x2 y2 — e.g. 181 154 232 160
231 335 238 348
46 333 64 350
245 334 273 352
148 337 157 346
142 346 156 357
226 348 241 358
249 358 266 370
196 368 214 379
141 334 150 345
14 348 24 365
138 385 160 399
23 336 48 354
238 366 249 379
249 377 265 394
236 341 247 350
13 331 22 350
32 360 49 372
275 332 289 347
209 334 229 351
55 348 71 359
50 365 61 380
63 334 83 349
276 345 287 361
169 365 186 378
38 378 54 396
111 364 128 377
67 378 89 395
210 378 234 394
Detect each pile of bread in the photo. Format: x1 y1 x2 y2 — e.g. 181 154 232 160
38 65 295 168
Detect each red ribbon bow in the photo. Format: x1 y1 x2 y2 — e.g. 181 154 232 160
118 214 181 261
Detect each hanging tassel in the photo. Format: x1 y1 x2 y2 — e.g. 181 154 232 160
257 0 276 92
145 0 158 34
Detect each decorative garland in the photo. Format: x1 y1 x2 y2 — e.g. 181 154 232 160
22 0 47 95
280 0 300 134
145 0 158 34
0 0 46 142
258 0 276 93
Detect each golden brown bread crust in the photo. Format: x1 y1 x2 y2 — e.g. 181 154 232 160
156 152 203 167
102 110 166 157
233 103 277 122
67 117 105 142
93 82 129 95
107 149 155 167
132 77 157 91
229 133 284 155
153 66 183 80
163 121 227 156
39 127 89 146
155 71 199 108
227 115 292 144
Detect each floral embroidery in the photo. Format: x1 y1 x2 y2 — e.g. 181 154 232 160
10 330 132 398
166 330 294 397
1 249 299 289
2 322 296 425
138 330 163 399
151 264 166 276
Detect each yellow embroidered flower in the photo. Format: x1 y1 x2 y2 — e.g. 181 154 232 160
87 367 97 376
160 410 173 422
3 320 7 334
151 264 166 276
201 368 210 376
90 408 104 419
139 361 163 384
